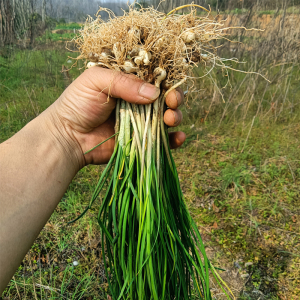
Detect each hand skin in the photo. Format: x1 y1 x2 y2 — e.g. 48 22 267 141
0 67 186 294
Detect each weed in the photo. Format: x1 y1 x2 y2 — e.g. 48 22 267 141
220 165 251 194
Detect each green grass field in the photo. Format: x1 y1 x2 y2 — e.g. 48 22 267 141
1 24 300 299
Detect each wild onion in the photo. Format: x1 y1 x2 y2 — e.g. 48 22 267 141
72 4 235 299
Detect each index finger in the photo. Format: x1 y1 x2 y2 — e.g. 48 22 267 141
77 67 160 105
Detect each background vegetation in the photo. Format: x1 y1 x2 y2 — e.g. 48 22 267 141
1 0 300 299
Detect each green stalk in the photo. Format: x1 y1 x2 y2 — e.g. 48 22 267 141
127 102 142 160
139 103 152 199
119 100 126 149
115 99 121 147
159 94 173 171
75 77 231 300
156 96 162 175
151 94 161 162
138 104 145 135
125 100 131 156
132 104 142 140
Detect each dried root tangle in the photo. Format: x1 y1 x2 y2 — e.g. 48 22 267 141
75 5 228 85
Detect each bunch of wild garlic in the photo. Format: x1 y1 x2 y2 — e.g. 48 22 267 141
72 4 233 300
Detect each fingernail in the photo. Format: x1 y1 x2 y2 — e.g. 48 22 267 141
138 83 160 101
175 90 181 107
173 111 179 125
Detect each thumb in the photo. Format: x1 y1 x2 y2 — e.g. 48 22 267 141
81 67 161 104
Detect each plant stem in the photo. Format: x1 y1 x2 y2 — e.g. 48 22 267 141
138 104 145 135
140 103 152 199
119 100 126 149
159 95 173 170
132 104 143 140
125 101 131 156
127 102 142 160
151 94 162 162
156 95 162 174
114 99 120 147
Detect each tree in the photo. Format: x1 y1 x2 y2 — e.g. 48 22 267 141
0 0 49 48
0 0 15 47
42 0 46 27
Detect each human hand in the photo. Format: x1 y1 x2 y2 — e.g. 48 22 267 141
47 67 186 167
0 68 187 289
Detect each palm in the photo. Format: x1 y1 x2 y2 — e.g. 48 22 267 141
55 67 185 166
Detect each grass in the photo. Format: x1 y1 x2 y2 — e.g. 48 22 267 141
34 22 82 44
173 120 300 299
0 46 83 141
36 31 78 43
55 23 82 30
1 23 300 299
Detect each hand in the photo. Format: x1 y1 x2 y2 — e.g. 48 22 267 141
48 67 186 167
0 67 186 292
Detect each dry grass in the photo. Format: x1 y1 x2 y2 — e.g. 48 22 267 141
187 9 300 128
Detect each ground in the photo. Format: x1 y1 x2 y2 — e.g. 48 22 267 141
174 122 300 299
1 19 300 299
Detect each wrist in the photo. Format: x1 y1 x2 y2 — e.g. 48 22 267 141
0 98 85 290
39 102 85 172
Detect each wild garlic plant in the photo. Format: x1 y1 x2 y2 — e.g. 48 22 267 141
72 4 234 300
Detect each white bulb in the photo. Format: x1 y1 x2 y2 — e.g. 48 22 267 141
87 62 97 68
154 67 167 87
123 61 138 73
182 31 196 43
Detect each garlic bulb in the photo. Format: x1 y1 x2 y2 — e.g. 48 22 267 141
122 61 138 73
153 67 167 87
134 49 152 66
87 61 97 68
182 31 196 43
155 36 169 49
